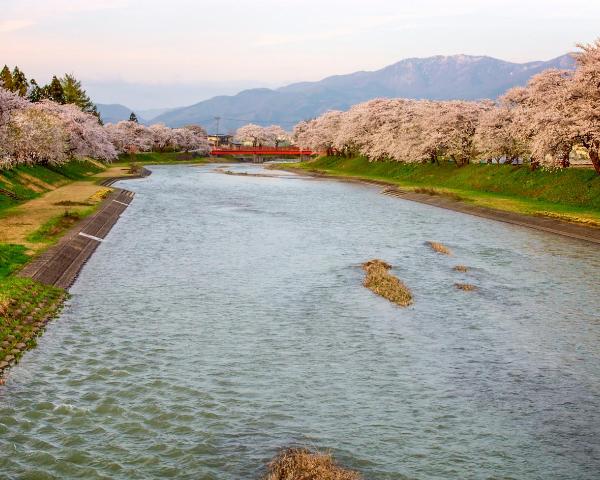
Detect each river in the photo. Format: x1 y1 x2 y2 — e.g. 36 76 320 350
1 163 599 479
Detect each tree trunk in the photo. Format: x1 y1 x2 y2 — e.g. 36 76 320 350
589 148 600 175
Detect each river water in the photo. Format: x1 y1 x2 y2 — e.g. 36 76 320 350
1 163 599 479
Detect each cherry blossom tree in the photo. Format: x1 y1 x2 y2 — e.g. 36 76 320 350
105 121 153 154
235 123 270 147
475 96 531 164
34 100 117 162
569 40 600 174
171 125 210 153
294 111 344 154
3 106 68 167
264 125 290 148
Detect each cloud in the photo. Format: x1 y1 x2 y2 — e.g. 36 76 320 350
0 20 35 33
0 0 129 31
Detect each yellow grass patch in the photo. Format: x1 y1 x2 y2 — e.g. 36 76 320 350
427 241 452 255
88 187 112 202
265 448 361 480
0 182 107 250
94 165 135 178
362 259 413 307
0 299 8 317
453 265 469 272
17 172 62 192
0 174 14 186
536 211 600 228
455 283 477 291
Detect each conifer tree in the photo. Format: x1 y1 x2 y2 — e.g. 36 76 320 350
60 73 96 113
129 112 138 123
0 65 13 90
44 75 66 104
28 79 44 102
11 66 28 96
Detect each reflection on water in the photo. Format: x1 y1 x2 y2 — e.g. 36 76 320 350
1 163 599 479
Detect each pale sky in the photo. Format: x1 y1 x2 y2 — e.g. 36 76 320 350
1 0 599 109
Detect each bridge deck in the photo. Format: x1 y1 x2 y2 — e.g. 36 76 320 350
211 148 313 156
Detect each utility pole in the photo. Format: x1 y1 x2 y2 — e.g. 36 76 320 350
214 116 221 135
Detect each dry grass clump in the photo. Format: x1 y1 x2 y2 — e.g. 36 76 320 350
453 265 469 272
362 259 413 307
455 283 477 291
413 188 463 201
427 241 452 255
264 448 361 480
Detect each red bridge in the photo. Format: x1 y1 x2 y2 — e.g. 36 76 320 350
210 147 313 157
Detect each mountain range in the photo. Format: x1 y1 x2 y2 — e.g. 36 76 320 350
97 53 575 131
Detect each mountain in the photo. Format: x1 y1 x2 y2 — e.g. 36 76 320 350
154 53 575 132
96 103 143 124
137 107 176 121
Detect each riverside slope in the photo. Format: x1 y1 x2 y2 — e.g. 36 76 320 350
18 169 151 288
276 161 600 245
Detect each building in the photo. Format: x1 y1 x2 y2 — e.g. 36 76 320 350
207 134 234 147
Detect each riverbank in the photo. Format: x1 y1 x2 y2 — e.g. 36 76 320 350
276 156 600 243
0 163 150 381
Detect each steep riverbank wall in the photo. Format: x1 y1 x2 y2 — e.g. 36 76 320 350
18 168 151 289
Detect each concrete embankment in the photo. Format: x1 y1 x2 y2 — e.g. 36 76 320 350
0 169 150 382
18 169 150 288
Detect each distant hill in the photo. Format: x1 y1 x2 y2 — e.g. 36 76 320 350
96 104 145 124
154 53 575 132
96 104 177 124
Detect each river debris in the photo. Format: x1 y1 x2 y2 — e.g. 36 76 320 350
214 167 275 178
362 259 413 307
427 241 452 255
455 283 477 291
264 448 361 480
453 265 469 272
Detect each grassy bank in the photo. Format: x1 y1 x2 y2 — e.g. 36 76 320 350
0 160 117 380
284 156 600 225
116 151 216 165
0 160 104 213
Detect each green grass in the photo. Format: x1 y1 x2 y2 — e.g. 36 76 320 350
0 245 30 279
0 160 105 214
26 208 95 245
283 156 600 224
117 151 214 165
0 276 66 371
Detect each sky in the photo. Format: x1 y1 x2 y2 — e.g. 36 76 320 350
1 0 599 109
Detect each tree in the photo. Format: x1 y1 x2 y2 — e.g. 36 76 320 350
105 121 153 154
44 76 66 104
4 106 69 166
34 101 117 162
526 69 575 168
264 125 289 148
293 111 343 154
235 123 269 147
569 40 600 174
60 73 98 116
0 66 13 91
28 79 44 103
11 67 28 96
129 112 138 123
0 87 29 126
475 101 530 164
